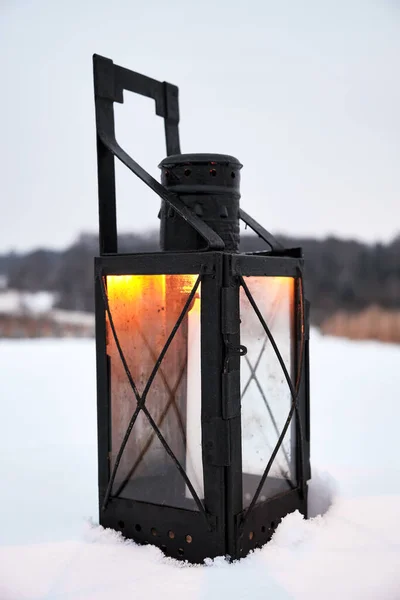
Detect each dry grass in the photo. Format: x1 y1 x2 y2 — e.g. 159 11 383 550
320 305 400 344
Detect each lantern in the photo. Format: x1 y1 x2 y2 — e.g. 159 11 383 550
93 54 311 563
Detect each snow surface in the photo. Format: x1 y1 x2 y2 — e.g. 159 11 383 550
0 331 400 599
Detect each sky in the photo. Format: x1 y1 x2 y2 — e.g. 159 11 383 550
0 0 399 253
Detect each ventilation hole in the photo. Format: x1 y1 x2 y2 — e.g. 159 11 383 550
160 545 167 552
184 168 191 176
249 531 254 541
194 203 203 216
135 524 142 532
178 548 184 556
231 171 236 178
210 169 217 176
185 535 192 544
261 525 266 533
117 520 125 529
151 528 157 537
168 530 175 539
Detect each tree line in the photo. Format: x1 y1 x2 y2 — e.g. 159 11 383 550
1 231 399 324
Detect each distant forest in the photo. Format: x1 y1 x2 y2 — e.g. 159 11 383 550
1 231 400 325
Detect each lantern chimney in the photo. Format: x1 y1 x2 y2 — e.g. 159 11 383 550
159 154 242 252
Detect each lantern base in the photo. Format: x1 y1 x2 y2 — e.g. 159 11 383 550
100 483 307 563
235 484 308 559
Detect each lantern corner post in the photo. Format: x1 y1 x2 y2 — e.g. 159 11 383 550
219 254 244 560
296 288 311 513
94 261 111 516
198 251 231 558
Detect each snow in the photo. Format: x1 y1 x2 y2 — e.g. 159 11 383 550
1 331 400 599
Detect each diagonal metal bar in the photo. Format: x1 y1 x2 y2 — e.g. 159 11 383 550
239 274 305 524
114 359 187 498
240 286 294 483
134 318 187 445
240 289 282 399
115 310 188 487
243 352 293 482
100 273 209 524
241 335 268 399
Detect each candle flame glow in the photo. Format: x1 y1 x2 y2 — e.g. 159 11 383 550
106 274 200 301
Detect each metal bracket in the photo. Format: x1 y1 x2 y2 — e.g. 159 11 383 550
93 54 225 255
239 209 284 252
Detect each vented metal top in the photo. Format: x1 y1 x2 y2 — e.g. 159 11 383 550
159 153 242 252
159 154 243 168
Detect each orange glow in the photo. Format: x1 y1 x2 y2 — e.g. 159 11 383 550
189 296 201 314
105 274 201 353
274 277 294 298
106 275 292 301
259 276 294 287
106 274 165 302
106 274 199 301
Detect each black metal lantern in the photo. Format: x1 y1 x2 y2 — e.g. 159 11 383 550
93 54 311 563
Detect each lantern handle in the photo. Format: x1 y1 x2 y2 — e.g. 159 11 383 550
93 54 225 254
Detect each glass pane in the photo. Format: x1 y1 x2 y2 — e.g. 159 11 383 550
240 276 296 508
106 274 203 510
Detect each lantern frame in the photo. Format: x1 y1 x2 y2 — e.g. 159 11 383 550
95 251 310 562
93 54 311 563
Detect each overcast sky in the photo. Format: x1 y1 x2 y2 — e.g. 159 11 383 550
0 0 399 252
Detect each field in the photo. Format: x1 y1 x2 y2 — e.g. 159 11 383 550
0 331 399 599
